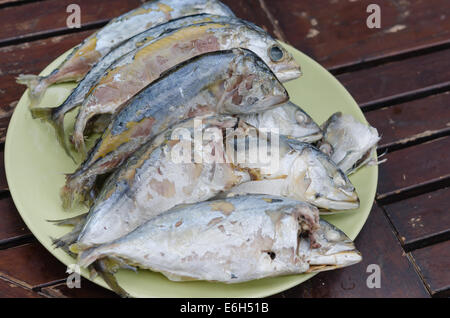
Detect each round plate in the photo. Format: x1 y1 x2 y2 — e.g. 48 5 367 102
5 42 377 298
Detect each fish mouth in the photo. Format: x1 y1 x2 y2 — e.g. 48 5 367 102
275 64 302 82
313 193 360 212
294 130 323 144
306 219 362 271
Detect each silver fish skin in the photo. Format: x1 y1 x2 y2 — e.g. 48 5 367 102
61 49 288 209
71 19 301 153
241 101 322 143
30 14 236 153
17 0 235 107
320 112 380 174
223 123 359 211
74 116 250 250
78 195 361 286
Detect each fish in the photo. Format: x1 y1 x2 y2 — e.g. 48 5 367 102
63 116 250 251
16 0 236 107
241 101 322 143
31 14 236 155
77 195 361 296
223 122 359 211
319 112 381 174
61 49 288 208
69 19 301 153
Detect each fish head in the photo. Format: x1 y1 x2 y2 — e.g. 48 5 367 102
300 219 362 272
279 102 323 142
287 142 360 211
265 43 302 82
239 23 301 82
321 112 380 173
220 49 289 115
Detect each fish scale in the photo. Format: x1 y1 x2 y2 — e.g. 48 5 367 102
78 195 361 292
17 0 236 107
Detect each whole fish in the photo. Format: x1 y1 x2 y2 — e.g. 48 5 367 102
61 49 288 208
16 0 235 107
241 101 322 143
69 19 301 153
223 122 359 211
78 195 361 296
63 116 251 251
319 112 380 174
31 14 235 153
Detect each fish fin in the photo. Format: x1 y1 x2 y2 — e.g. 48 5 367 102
16 74 49 108
71 132 87 157
31 107 75 161
48 213 88 256
47 213 88 226
93 259 132 298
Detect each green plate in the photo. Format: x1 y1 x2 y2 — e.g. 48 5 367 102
5 43 377 298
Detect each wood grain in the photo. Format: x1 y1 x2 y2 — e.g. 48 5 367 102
0 277 45 298
40 279 118 298
410 240 450 297
0 242 68 288
336 48 450 109
377 136 450 201
273 204 429 298
365 92 450 152
221 0 276 37
0 0 141 44
265 0 450 70
0 151 6 192
0 196 31 244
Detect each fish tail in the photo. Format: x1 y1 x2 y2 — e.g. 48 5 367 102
48 213 88 256
93 259 131 298
60 175 93 209
16 74 50 108
31 107 76 161
79 250 132 297
71 109 92 156
71 131 87 157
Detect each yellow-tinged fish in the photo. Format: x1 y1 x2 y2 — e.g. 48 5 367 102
70 18 301 153
77 195 361 297
16 0 235 107
61 49 288 208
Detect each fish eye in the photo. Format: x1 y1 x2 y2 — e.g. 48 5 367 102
269 45 284 62
295 111 310 124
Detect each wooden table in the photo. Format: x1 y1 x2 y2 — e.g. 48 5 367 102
0 0 448 298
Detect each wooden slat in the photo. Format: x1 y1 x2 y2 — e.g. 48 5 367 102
264 0 450 70
0 277 45 298
384 188 450 250
0 242 67 288
274 204 429 297
377 136 450 202
40 279 118 298
0 196 31 243
0 0 141 45
410 240 450 297
0 151 7 192
365 92 450 152
336 49 450 109
221 0 276 37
